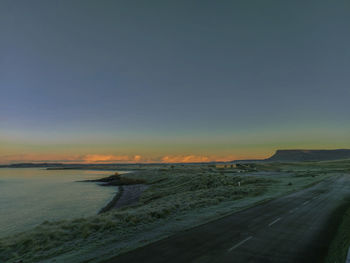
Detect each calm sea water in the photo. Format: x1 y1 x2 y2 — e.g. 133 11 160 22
0 168 119 237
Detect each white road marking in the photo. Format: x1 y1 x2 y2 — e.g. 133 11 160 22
269 217 281 227
303 201 309 205
228 236 253 252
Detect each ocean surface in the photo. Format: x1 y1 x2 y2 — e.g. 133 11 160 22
0 168 119 237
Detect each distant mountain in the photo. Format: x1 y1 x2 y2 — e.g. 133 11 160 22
265 149 350 162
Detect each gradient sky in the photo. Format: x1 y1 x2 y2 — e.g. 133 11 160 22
1 0 350 163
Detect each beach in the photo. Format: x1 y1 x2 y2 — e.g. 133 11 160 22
82 172 149 213
100 184 149 213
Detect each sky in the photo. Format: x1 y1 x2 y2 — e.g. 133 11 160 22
1 0 350 164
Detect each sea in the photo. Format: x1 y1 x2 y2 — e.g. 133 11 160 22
0 168 119 237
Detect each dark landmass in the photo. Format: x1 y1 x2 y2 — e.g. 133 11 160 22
80 172 145 186
266 149 350 162
0 163 64 168
234 149 350 163
0 163 151 171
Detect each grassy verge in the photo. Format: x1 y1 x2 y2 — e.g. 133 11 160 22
325 201 350 263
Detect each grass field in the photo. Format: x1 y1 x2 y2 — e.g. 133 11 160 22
0 161 348 262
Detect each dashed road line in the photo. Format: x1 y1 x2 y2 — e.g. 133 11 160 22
303 201 309 205
269 217 281 227
228 236 253 252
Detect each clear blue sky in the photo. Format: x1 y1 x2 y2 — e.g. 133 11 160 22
1 0 349 163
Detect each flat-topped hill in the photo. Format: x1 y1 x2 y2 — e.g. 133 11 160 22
266 149 350 162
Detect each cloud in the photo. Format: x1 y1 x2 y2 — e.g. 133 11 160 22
83 154 129 163
161 155 211 163
134 155 142 162
82 154 237 164
82 154 144 163
0 153 143 164
0 153 240 165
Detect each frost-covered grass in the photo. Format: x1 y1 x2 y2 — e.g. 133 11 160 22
325 204 350 263
0 163 339 263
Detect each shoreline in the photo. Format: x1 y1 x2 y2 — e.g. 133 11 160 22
87 172 148 213
99 185 124 214
99 184 149 213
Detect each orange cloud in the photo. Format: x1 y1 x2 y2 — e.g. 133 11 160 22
0 153 144 164
0 153 260 165
82 154 143 163
134 155 142 162
83 154 129 163
161 155 211 163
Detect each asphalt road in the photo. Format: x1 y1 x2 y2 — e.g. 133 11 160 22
105 175 350 263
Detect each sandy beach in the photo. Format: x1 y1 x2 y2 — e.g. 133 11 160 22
99 184 148 213
85 172 149 213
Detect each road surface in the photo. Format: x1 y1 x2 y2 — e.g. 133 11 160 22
104 174 350 263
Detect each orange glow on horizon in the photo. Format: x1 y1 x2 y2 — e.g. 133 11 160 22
0 152 269 164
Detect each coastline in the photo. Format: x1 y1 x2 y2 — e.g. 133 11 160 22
99 184 149 213
88 172 148 213
99 186 124 214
